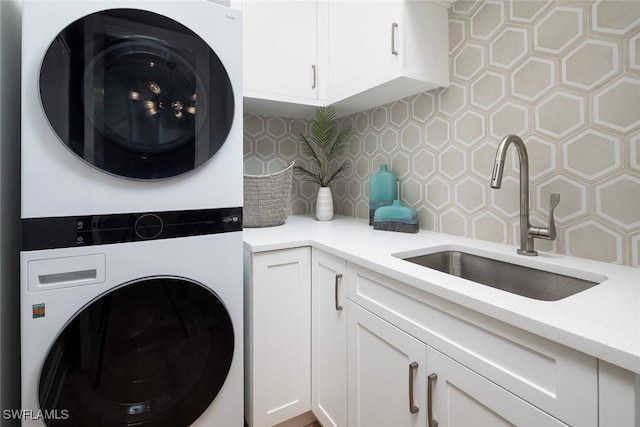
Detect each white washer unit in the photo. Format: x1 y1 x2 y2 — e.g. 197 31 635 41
20 1 244 426
21 233 243 427
21 0 243 218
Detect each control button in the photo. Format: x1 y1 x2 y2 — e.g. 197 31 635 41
222 216 240 223
134 214 163 240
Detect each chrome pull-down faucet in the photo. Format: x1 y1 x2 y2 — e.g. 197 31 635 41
490 134 560 256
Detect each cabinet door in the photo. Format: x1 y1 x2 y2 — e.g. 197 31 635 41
251 248 311 427
348 301 426 427
328 0 403 101
426 346 569 427
311 249 347 427
598 361 639 427
241 0 318 101
327 0 449 116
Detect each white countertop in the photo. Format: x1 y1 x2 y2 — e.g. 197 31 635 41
243 215 640 374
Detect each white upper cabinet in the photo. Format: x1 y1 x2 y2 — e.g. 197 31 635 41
236 0 451 118
328 0 449 116
327 0 404 102
234 0 328 118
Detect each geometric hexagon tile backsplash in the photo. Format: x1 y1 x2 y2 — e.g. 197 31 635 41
244 0 640 267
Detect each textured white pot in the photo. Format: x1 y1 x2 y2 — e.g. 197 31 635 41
315 186 334 221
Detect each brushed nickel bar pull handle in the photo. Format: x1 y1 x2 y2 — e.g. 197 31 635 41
391 23 399 55
409 362 419 414
334 273 343 311
311 64 317 89
428 373 438 427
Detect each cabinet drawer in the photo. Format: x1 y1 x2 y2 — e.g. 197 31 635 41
347 263 597 427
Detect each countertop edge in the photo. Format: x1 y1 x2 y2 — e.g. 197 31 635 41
243 215 640 375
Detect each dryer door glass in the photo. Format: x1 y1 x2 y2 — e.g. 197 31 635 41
39 9 234 180
38 278 234 426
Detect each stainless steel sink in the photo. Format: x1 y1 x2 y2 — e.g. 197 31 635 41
400 250 602 301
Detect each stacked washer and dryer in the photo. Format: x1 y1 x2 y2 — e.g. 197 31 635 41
20 1 243 426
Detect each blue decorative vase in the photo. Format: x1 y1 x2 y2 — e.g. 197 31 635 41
369 164 398 225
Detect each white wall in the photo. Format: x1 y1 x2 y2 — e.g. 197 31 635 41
1 0 22 423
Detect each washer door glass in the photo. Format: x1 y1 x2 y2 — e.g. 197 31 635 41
39 9 235 180
38 278 234 426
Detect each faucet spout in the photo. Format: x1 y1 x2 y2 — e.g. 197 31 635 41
491 134 528 190
490 135 558 256
490 159 505 189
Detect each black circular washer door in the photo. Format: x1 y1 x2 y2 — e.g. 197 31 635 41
39 9 235 180
38 278 235 427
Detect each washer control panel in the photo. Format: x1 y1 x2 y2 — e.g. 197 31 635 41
22 207 243 251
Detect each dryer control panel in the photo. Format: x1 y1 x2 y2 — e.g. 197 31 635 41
21 207 242 251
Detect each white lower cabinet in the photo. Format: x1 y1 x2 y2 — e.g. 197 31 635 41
347 301 426 427
348 301 567 427
311 249 347 427
245 248 635 427
346 262 598 427
244 247 312 427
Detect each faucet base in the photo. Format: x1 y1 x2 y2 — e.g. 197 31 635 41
517 248 538 256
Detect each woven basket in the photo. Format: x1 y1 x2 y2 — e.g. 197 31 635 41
243 162 294 228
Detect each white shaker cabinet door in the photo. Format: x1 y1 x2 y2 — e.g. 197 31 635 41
246 247 312 427
240 0 321 102
426 346 569 427
328 0 449 115
347 301 427 427
311 249 347 427
328 0 403 101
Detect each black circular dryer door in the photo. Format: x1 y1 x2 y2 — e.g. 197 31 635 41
39 9 235 180
38 278 235 427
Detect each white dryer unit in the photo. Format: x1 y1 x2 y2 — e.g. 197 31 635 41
21 231 243 427
20 1 245 426
21 0 242 219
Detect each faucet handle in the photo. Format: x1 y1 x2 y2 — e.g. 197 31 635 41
547 193 560 240
531 193 560 240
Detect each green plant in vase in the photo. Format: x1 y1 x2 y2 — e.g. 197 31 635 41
295 106 356 221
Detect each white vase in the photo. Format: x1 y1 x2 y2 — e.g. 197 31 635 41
315 186 334 221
